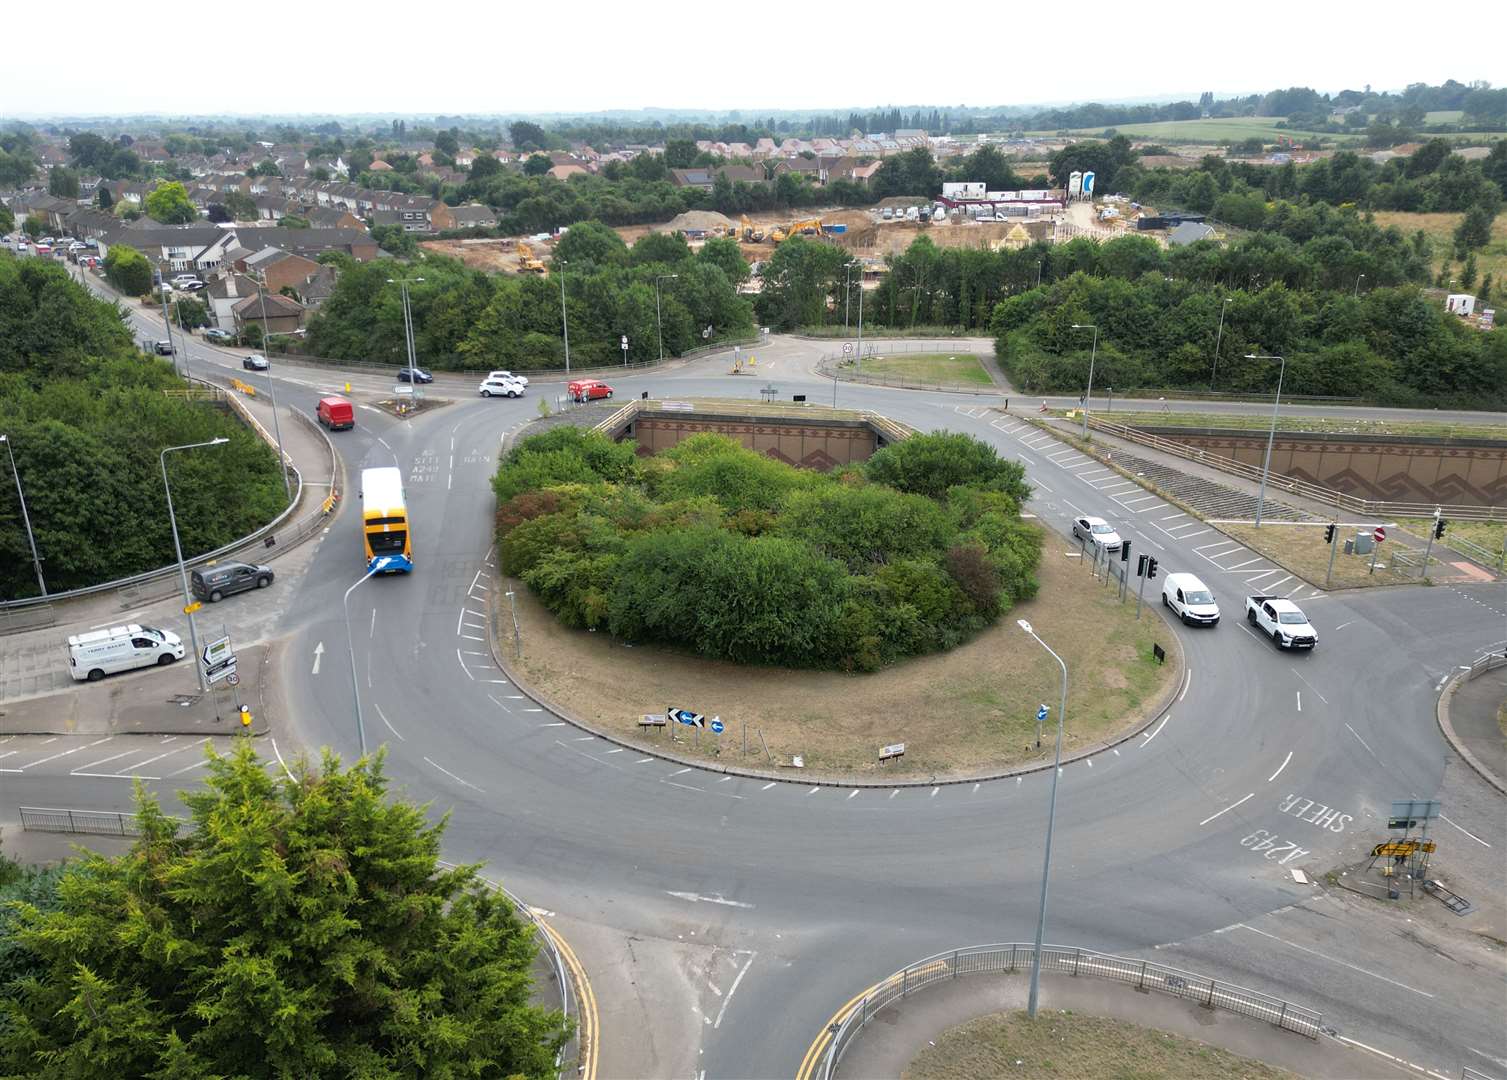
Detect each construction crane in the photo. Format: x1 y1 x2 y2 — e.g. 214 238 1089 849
740 215 764 243
516 242 547 274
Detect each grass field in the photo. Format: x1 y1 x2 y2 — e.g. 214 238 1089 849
502 540 1180 778
1217 522 1434 589
904 1010 1298 1080
1042 117 1348 144
1399 518 1505 559
855 352 995 387
1425 110 1466 123
1370 210 1507 295
1110 409 1507 441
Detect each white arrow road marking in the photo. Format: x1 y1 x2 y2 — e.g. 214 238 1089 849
311 642 324 675
665 891 755 909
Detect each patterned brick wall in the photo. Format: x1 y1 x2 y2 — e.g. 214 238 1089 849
627 416 879 470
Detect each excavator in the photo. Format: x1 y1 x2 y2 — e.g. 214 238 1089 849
516 242 547 274
768 219 825 244
740 215 764 243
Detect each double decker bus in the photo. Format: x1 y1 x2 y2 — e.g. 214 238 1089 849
360 466 412 573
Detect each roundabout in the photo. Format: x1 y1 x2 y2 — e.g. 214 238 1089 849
17 288 1507 1079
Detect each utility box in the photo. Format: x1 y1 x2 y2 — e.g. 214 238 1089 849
1353 531 1374 555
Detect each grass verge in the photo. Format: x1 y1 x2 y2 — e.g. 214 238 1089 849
850 352 995 387
1108 410 1507 442
1399 517 1505 561
505 542 1180 778
903 1010 1298 1080
1216 522 1433 589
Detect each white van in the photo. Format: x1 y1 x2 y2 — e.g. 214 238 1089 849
67 624 185 682
1162 573 1220 626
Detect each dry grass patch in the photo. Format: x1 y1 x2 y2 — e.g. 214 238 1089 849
1370 210 1507 293
856 353 995 387
904 1010 1299 1080
1216 522 1433 589
504 547 1180 779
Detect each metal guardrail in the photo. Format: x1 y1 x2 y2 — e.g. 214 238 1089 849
1084 416 1507 523
821 942 1324 1078
20 805 183 836
1464 650 1507 683
592 399 917 444
1450 534 1507 573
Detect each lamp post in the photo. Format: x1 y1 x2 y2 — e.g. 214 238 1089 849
386 275 425 393
853 271 865 375
1245 353 1287 528
1210 297 1232 391
343 558 393 758
558 260 571 375
156 272 183 378
162 438 229 693
1071 323 1098 438
1036 259 1043 289
1354 273 1365 298
252 270 292 501
0 433 46 597
1017 618 1068 1021
655 273 678 363
844 262 861 335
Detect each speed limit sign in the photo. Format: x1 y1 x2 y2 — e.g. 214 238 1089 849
226 672 240 686
842 342 854 356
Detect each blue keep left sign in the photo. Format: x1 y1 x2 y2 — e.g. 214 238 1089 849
1036 705 1049 722
709 718 725 735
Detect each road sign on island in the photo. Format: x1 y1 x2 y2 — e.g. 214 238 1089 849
1036 704 1050 723
709 718 724 735
1373 525 1386 543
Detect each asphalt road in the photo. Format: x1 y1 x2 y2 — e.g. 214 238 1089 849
13 271 1507 1079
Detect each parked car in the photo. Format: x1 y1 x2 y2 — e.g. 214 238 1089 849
316 396 354 430
881 207 893 220
204 328 234 344
180 280 207 292
1071 515 1122 552
1161 572 1220 626
567 379 614 402
191 561 274 603
13 241 26 252
486 370 529 386
33 243 52 256
242 354 269 371
153 340 175 355
396 367 433 383
170 273 200 289
479 376 524 398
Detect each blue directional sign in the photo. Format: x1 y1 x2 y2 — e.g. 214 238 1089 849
668 708 705 728
1036 704 1049 722
709 718 725 735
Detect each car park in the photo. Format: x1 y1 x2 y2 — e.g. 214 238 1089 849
396 367 433 383
204 328 234 343
242 354 269 371
487 370 529 386
479 376 524 398
1161 572 1220 626
191 561 274 603
1071 515 1122 552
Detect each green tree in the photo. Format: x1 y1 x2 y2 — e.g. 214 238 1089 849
144 181 198 225
630 230 692 267
95 186 113 210
0 742 568 1078
469 154 502 183
102 244 153 296
222 190 257 221
171 296 209 329
866 431 1030 503
1461 251 1477 289
21 213 44 239
1454 204 1496 254
664 139 698 168
552 219 629 270
278 214 311 228
523 153 552 177
0 205 12 234
697 236 750 285
510 120 548 152
47 166 80 199
434 127 460 157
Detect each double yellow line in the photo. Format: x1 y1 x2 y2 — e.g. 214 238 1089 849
796 959 953 1079
536 915 598 1080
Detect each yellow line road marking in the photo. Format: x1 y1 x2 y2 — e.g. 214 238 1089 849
538 917 598 1080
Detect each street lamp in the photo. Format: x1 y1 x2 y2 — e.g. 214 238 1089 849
156 272 183 379
252 269 292 502
0 433 46 597
1211 297 1232 391
655 273 678 363
343 558 395 758
558 259 571 375
1354 273 1365 298
1245 353 1287 528
844 261 862 335
1017 618 1068 1021
161 437 229 693
1071 324 1098 438
386 275 425 394
853 270 866 377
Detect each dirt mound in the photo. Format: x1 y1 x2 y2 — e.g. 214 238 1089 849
658 210 735 233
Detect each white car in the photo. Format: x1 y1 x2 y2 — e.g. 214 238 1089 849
1071 515 1122 552
486 370 529 386
1161 572 1220 626
479 376 524 398
170 274 201 289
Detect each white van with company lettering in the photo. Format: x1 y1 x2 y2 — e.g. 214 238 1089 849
67 624 185 682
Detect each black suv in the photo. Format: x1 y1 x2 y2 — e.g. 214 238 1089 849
190 561 274 602
396 367 433 383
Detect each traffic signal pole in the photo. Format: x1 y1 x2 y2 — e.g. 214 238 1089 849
1324 523 1339 589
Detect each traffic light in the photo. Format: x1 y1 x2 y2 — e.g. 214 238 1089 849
1434 518 1447 539
1146 557 1158 579
1324 523 1336 544
1137 553 1148 577
1120 540 1132 562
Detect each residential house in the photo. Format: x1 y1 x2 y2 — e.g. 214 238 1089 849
668 165 768 192
371 207 432 234
299 264 340 308
304 205 366 230
430 203 498 231
547 164 589 181
244 248 323 296
232 290 305 336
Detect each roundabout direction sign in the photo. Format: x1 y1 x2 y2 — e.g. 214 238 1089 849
709 718 724 735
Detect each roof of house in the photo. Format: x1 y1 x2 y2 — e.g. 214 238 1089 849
231 291 304 317
447 205 497 225
1168 221 1216 246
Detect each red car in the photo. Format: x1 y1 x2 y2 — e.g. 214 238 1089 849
567 379 614 402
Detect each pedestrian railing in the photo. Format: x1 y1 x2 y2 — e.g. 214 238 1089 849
1450 534 1507 574
19 806 183 837
820 943 1324 1079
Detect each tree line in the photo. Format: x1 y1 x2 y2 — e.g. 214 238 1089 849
0 256 286 598
494 427 1041 673
305 224 755 371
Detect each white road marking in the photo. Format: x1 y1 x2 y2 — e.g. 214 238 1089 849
1234 925 1434 998
311 641 324 675
1226 556 1265 570
847 790 859 799
1199 792 1255 826
1291 668 1328 705
1141 713 1171 745
270 737 293 779
456 649 474 679
1267 574 1293 592
669 767 691 777
15 736 112 771
1296 691 1302 713
1267 752 1293 783
1333 1036 1453 1080
761 782 776 790
888 789 899 799
1334 620 1354 631
714 951 758 1029
423 756 485 793
1179 668 1192 702
374 703 405 741
929 786 939 798
1344 722 1382 764
1439 814 1492 848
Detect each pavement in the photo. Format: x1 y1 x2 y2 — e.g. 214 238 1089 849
1444 665 1507 789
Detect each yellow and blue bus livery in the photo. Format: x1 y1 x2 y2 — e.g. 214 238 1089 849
360 466 412 573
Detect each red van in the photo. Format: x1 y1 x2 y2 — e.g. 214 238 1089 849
567 379 614 403
316 396 354 430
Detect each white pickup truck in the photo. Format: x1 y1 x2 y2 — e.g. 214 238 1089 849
1245 595 1317 650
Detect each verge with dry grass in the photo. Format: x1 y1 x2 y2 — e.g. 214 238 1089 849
855 353 995 387
1216 521 1433 589
903 1010 1299 1080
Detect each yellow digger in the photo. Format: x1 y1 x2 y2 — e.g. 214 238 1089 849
740 215 764 243
516 242 547 274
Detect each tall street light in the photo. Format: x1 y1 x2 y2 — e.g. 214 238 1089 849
844 261 862 335
558 260 572 375
654 273 679 363
1071 323 1098 438
1354 273 1365 298
343 557 395 758
252 269 292 502
1245 353 1288 528
1017 618 1068 1020
162 437 229 693
386 275 425 393
1 433 46 597
1210 297 1233 391
156 272 183 379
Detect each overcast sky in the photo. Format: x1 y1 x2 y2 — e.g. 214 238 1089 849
4 0 1498 119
